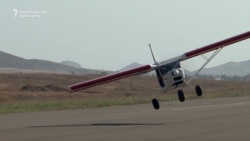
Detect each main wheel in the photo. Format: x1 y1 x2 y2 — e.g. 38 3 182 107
152 98 160 110
177 90 185 102
195 85 202 96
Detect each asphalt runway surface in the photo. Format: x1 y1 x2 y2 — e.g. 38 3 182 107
1 96 250 141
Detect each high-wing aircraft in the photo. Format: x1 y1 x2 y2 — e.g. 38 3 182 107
69 31 250 110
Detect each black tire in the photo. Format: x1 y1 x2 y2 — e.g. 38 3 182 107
152 98 160 110
195 85 202 96
178 90 185 102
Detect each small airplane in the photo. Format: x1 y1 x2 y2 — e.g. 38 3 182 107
69 31 250 110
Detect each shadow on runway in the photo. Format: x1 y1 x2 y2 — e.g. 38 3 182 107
29 123 164 128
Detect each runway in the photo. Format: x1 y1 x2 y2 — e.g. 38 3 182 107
0 96 250 141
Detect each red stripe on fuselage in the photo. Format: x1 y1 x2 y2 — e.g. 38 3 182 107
69 64 152 92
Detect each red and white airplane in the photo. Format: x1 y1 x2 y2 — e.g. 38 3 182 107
69 31 250 110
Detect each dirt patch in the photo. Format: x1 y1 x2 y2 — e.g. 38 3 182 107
21 84 67 92
21 84 46 91
45 84 68 92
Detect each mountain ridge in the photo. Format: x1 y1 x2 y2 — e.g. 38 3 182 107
198 60 250 76
0 51 101 74
61 61 83 69
1 50 250 76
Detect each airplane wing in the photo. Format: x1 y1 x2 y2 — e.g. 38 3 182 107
158 31 250 66
180 31 250 61
69 64 155 92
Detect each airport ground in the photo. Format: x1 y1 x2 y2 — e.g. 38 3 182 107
0 73 250 140
0 96 250 141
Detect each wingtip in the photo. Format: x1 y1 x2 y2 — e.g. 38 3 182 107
67 85 74 93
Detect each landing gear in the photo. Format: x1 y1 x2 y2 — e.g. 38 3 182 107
152 98 160 110
195 85 202 96
177 90 185 102
177 85 202 102
151 86 203 109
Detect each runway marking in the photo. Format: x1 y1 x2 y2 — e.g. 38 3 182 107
172 101 250 111
105 101 250 118
29 123 165 128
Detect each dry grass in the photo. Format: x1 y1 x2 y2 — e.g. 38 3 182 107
0 73 250 114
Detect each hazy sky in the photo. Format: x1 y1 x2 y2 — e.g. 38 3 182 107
0 0 249 71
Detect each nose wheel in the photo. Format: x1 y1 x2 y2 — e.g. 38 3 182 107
177 90 185 102
152 98 160 110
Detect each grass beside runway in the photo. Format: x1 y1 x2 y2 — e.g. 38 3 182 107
1 91 250 114
0 73 250 114
0 92 171 114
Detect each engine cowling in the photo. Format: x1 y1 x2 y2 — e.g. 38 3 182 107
161 68 185 92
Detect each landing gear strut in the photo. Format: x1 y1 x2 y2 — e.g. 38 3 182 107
152 98 160 110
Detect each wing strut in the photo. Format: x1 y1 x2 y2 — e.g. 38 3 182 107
149 44 159 65
187 48 223 83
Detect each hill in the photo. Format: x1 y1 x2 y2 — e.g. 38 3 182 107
198 60 250 76
0 51 100 74
61 61 83 69
1 50 249 76
118 63 142 72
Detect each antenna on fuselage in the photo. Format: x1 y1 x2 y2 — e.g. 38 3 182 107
149 44 159 65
